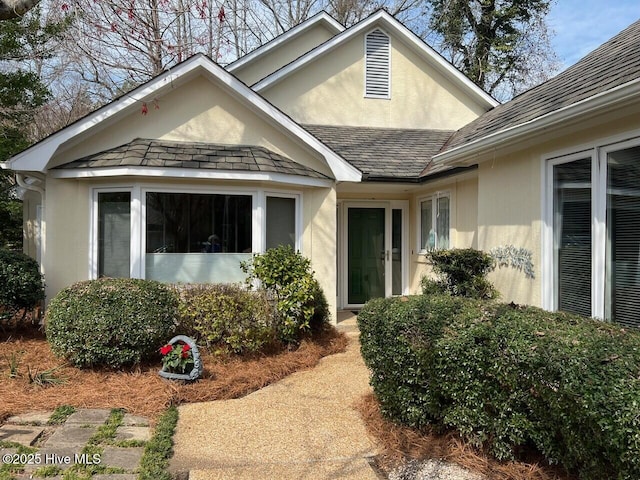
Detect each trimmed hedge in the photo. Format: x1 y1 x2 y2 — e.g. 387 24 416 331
358 294 640 479
423 248 497 299
0 248 44 324
46 278 179 368
177 284 277 354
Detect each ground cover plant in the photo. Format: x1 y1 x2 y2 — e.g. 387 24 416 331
358 294 640 480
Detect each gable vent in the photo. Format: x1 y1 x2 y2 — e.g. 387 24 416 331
365 29 390 98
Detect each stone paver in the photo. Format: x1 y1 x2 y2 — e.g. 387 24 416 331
101 446 144 471
114 426 151 442
0 408 151 479
121 414 149 426
0 424 44 446
5 411 53 425
66 409 111 425
44 424 97 447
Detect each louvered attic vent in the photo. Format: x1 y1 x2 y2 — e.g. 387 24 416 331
365 29 390 98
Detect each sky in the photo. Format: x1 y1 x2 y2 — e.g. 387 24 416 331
547 0 640 69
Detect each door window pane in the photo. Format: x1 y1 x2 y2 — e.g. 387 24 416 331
606 146 640 328
266 197 296 249
348 208 385 304
392 209 402 295
553 158 591 317
98 192 131 278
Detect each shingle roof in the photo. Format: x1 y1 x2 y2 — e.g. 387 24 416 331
55 138 331 179
303 125 454 179
444 18 640 152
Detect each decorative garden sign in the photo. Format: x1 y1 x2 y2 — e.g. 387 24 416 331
158 335 203 381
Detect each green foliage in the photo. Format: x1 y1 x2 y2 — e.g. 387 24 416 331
359 294 640 479
48 405 76 425
177 284 277 354
241 245 329 343
45 278 178 368
424 248 497 299
427 0 555 97
138 406 178 480
0 248 44 325
27 364 66 386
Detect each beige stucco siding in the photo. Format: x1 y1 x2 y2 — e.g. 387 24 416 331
52 75 333 178
303 186 337 321
262 33 487 129
232 24 337 86
473 110 640 308
43 178 91 301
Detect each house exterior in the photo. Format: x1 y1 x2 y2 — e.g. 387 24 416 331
4 10 640 328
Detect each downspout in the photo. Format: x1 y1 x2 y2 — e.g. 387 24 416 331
15 173 46 271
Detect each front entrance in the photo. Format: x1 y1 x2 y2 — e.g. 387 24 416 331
340 201 407 309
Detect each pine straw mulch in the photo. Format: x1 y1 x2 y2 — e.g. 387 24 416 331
356 392 578 480
0 326 348 425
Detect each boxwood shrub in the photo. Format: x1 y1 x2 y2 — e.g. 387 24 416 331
0 248 45 325
46 278 178 368
359 294 640 479
177 283 278 354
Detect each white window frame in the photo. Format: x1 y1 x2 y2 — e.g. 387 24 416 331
264 190 303 252
416 191 451 254
364 28 391 99
541 132 640 319
90 183 302 281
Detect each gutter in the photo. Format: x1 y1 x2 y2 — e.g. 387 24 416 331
16 173 46 202
363 165 477 183
434 77 640 165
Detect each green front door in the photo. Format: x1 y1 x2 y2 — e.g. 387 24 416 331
347 207 385 305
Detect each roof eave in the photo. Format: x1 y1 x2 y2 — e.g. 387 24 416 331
227 12 344 73
434 77 640 166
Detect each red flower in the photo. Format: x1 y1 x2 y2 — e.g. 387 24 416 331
160 344 173 356
181 343 191 358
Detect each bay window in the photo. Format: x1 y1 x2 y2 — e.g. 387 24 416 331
92 187 300 284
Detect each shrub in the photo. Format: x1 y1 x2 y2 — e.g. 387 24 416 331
424 248 497 299
46 278 178 368
177 284 277 354
0 248 44 326
241 246 329 343
358 294 640 479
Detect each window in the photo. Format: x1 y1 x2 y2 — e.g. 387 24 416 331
419 194 450 252
266 196 296 250
365 29 390 98
93 187 300 284
145 192 253 283
97 192 130 278
546 141 640 328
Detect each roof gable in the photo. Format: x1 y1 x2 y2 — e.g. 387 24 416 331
4 54 360 182
253 10 498 110
227 12 344 85
437 18 640 162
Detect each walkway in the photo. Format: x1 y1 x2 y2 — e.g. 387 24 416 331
170 312 381 480
0 408 150 479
